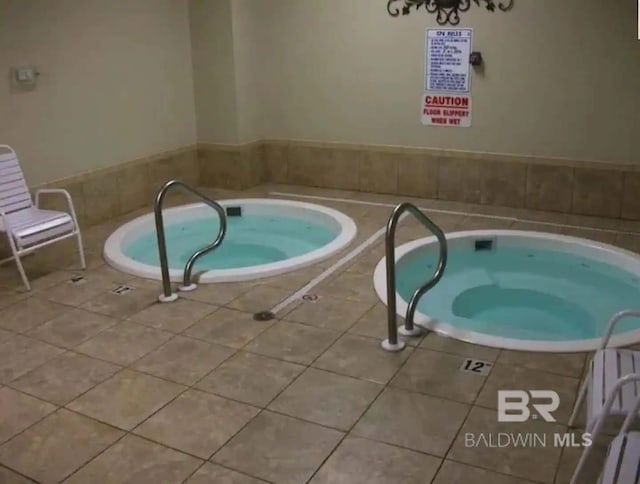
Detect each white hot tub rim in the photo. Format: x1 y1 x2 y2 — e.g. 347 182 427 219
373 229 640 353
104 198 358 284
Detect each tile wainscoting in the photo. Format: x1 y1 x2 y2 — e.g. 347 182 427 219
16 140 640 232
35 147 199 229
265 140 640 221
198 142 265 190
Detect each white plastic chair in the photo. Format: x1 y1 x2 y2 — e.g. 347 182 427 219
569 310 640 434
0 145 85 290
570 374 640 484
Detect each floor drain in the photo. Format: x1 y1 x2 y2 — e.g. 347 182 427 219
254 311 275 321
302 294 320 302
111 285 134 296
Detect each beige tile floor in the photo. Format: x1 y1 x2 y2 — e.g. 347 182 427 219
0 183 635 483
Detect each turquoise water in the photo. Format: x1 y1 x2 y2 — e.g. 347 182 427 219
126 214 337 270
396 246 640 341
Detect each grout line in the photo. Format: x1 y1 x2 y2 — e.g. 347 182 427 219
270 191 640 237
187 278 380 477
16 292 250 483
304 373 412 481
0 391 59 449
301 309 422 481
0 464 39 483
442 457 543 484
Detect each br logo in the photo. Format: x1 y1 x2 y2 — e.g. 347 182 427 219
497 390 560 423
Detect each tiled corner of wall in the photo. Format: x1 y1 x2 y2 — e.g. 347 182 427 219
263 141 289 184
198 142 264 190
285 142 361 191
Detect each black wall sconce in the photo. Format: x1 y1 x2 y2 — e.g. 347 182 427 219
387 0 513 25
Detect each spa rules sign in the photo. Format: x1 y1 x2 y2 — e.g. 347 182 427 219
422 28 473 128
425 28 472 93
421 93 472 127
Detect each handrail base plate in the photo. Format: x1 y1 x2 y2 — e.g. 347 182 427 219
399 326 422 337
381 339 406 352
158 293 179 303
179 283 198 292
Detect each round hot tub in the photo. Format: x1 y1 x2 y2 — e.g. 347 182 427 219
374 230 640 352
104 198 357 283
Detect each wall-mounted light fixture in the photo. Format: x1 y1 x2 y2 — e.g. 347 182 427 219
387 0 513 25
11 65 40 89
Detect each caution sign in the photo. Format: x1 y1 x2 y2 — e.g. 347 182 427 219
421 93 471 128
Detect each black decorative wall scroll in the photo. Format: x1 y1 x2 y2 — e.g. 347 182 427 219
387 0 513 25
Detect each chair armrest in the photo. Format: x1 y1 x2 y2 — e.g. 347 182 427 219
34 188 73 206
34 189 81 224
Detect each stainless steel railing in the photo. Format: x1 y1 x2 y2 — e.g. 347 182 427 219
154 180 227 302
382 202 447 351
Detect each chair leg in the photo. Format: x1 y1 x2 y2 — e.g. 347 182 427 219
13 250 31 292
569 439 596 484
76 231 86 270
3 232 30 291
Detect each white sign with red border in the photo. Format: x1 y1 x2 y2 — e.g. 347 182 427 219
421 93 472 128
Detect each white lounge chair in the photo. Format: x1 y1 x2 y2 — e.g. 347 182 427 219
569 310 640 434
570 374 640 484
0 145 85 291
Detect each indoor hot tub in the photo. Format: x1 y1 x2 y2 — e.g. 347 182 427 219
104 198 357 283
374 230 640 352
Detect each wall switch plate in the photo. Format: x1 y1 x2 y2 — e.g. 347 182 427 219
12 65 39 86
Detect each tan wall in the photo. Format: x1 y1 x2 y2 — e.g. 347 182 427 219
190 0 264 143
189 0 239 143
0 0 197 186
231 0 265 142
251 0 640 164
2 0 638 191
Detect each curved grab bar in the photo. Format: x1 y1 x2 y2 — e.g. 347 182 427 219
383 202 447 351
154 180 227 302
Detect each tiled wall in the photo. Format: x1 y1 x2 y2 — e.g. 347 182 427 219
35 147 199 228
17 140 640 233
198 142 265 190
264 140 640 220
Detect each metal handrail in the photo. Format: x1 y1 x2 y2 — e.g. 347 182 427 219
154 180 227 302
383 202 447 351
